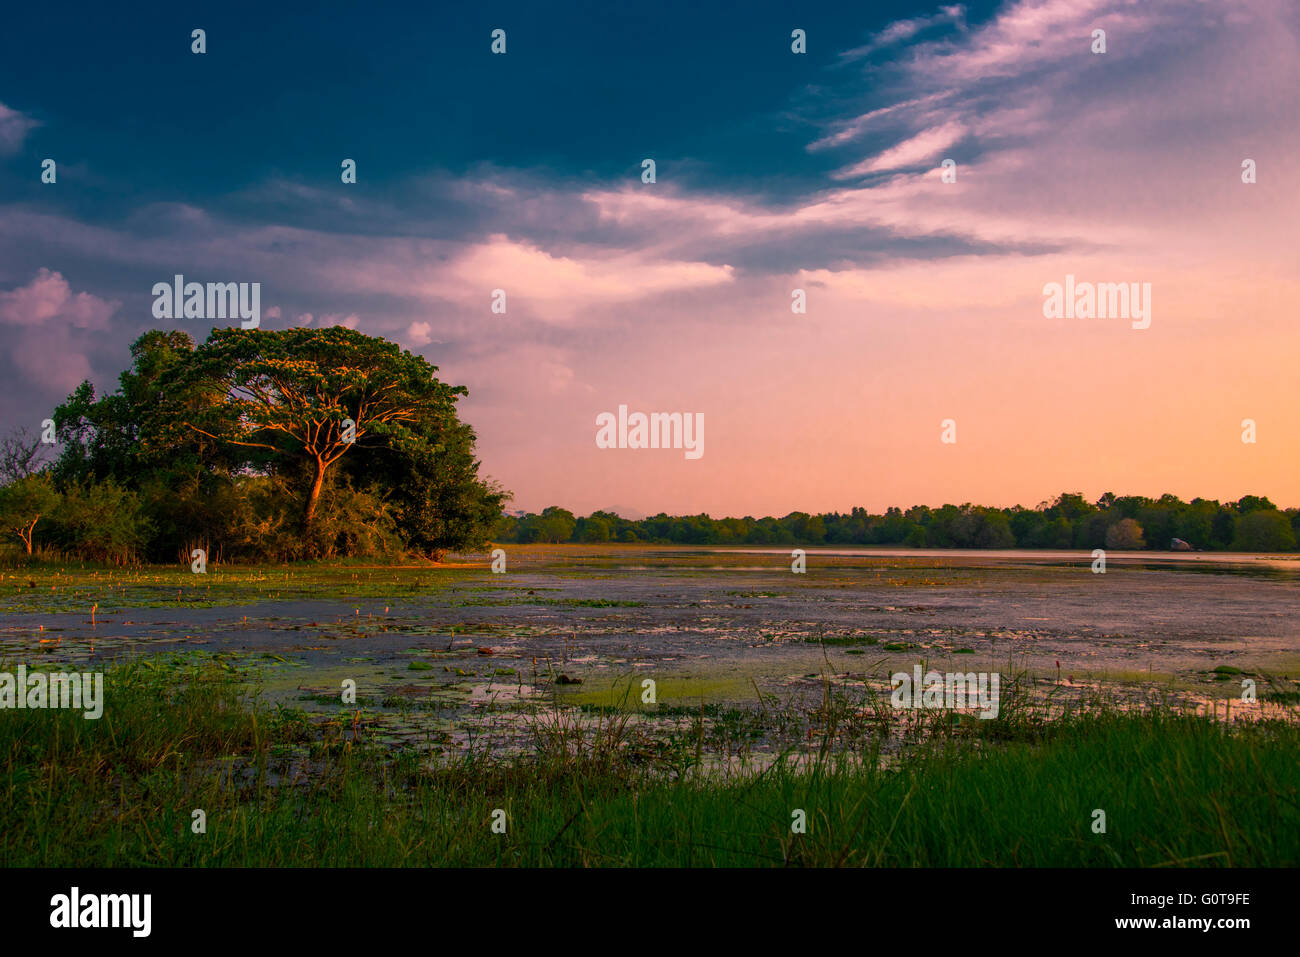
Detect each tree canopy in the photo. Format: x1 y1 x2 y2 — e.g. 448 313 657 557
37 327 507 561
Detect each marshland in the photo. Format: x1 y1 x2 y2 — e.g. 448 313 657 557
2 545 1297 866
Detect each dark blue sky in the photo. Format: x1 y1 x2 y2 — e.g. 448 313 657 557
1 1 997 218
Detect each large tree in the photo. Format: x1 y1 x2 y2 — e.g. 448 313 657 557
50 326 505 558
175 327 474 534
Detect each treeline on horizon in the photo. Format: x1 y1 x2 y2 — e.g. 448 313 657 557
496 493 1300 552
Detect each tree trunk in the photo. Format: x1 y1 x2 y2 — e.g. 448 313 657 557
303 458 326 533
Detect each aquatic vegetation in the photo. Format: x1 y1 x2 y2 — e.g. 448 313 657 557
2 655 1296 867
1 547 1296 867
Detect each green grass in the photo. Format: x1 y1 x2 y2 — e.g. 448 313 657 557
2 656 1297 867
0 562 485 613
0 562 652 614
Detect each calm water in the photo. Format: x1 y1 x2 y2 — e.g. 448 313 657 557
725 547 1300 568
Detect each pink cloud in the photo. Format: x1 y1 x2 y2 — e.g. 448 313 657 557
838 4 967 61
407 320 433 346
0 268 117 329
832 120 968 177
0 269 119 393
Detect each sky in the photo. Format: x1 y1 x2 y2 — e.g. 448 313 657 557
1 0 1297 517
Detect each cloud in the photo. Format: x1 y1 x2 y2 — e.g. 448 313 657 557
0 269 120 396
439 235 735 317
407 320 433 345
0 268 117 329
577 0 1298 277
0 102 39 155
807 92 957 151
832 120 967 177
1 1 1293 331
838 5 967 61
905 0 1118 82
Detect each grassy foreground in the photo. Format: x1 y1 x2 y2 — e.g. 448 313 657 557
2 658 1297 867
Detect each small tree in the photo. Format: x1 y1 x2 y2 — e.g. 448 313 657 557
54 479 151 564
1105 518 1145 550
0 474 60 555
